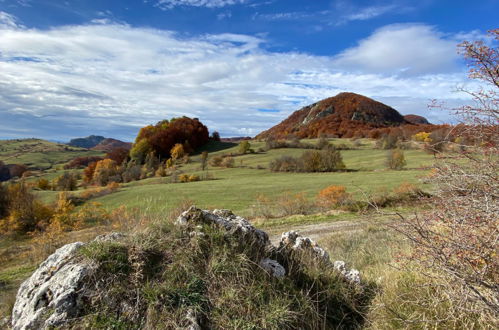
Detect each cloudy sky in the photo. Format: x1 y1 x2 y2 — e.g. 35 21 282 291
0 0 497 141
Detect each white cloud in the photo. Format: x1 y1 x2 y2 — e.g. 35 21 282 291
154 0 247 10
0 18 476 140
0 11 22 29
334 24 461 75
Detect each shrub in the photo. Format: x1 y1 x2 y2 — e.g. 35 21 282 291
209 155 223 167
105 147 129 165
65 156 104 169
170 143 185 161
0 182 53 234
238 140 251 154
412 131 431 142
53 172 78 191
83 161 98 183
317 185 350 208
37 178 51 190
270 149 345 173
386 149 406 170
269 156 301 172
188 174 200 182
221 156 235 168
93 159 120 186
179 174 190 183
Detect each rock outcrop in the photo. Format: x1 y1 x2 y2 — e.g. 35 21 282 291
11 233 125 330
11 242 89 330
12 208 361 329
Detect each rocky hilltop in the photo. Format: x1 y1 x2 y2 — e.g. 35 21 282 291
10 207 368 329
257 92 408 139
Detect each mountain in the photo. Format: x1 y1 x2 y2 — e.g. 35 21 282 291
91 138 132 152
404 114 431 125
256 92 408 139
67 135 105 148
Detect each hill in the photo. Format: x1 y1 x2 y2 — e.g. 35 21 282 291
0 138 104 170
404 114 431 125
91 138 132 152
68 135 105 149
256 92 407 139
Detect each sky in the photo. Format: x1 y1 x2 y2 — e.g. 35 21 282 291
0 0 497 141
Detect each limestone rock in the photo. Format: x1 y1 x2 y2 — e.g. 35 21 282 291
11 242 91 330
333 261 361 285
280 231 361 284
177 206 270 247
260 258 286 278
279 231 329 262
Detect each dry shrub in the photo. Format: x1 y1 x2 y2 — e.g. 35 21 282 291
221 156 235 168
385 149 406 170
316 185 351 209
188 174 200 182
179 174 190 183
80 182 120 200
37 178 51 190
393 30 499 324
251 192 315 218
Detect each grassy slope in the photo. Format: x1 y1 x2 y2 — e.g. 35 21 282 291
0 138 104 170
88 139 433 217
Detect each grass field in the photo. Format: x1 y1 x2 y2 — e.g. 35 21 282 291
0 137 437 322
85 139 434 217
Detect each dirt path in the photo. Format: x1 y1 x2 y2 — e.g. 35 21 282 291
267 220 362 245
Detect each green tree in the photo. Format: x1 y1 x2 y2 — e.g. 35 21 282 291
238 140 251 154
130 139 152 164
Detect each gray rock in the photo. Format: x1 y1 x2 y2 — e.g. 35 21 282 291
279 231 330 262
260 258 286 278
280 231 361 285
11 232 126 330
11 242 92 330
176 206 270 247
333 261 361 285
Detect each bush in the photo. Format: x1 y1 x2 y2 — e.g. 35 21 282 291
179 174 190 183
385 149 406 170
65 156 104 169
238 140 251 154
317 185 350 208
93 159 120 186
0 182 53 234
209 155 223 167
37 178 51 190
53 172 78 191
270 148 345 173
188 174 200 182
221 156 235 168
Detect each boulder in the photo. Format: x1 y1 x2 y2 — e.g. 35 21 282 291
11 242 90 330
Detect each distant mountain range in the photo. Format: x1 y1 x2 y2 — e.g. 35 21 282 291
257 92 431 139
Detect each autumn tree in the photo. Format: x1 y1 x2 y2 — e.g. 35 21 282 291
93 159 120 186
130 117 209 163
170 143 185 161
106 147 129 165
395 29 499 321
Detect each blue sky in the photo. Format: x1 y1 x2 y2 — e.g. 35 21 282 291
0 0 497 140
